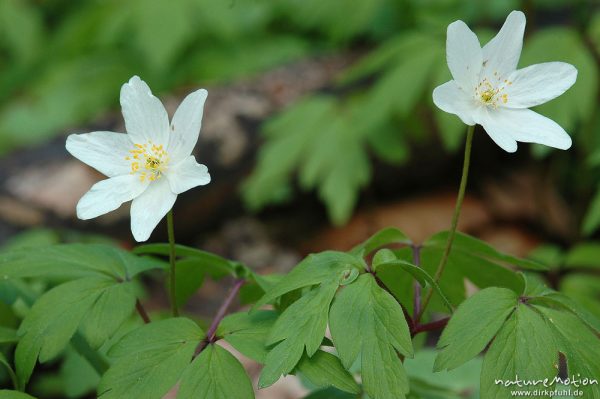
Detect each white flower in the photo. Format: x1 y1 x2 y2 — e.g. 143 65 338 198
66 76 211 242
433 10 577 152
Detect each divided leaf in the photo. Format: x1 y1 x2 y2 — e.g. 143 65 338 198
435 287 517 372
15 277 136 387
349 227 412 257
254 251 364 308
0 244 164 281
329 274 412 399
98 318 203 399
296 350 360 394
259 279 339 388
177 344 254 399
217 310 278 363
480 305 558 398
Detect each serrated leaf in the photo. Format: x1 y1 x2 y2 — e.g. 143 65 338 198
350 227 412 257
16 277 132 387
254 251 364 308
480 304 558 398
259 280 339 387
330 274 412 399
217 310 278 362
79 282 137 348
536 307 600 399
435 287 517 371
296 350 360 394
99 318 203 399
177 344 253 399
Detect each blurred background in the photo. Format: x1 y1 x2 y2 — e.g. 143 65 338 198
1 0 600 397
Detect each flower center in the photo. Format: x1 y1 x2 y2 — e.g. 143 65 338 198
125 141 169 182
475 73 512 108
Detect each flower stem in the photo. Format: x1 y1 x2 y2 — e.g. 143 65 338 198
195 278 245 356
417 124 475 322
167 210 178 317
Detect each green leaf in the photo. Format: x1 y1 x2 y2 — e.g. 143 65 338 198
0 352 18 391
301 388 356 399
583 188 600 235
254 251 364 308
0 244 165 281
177 344 253 399
480 304 558 398
349 227 412 257
522 28 598 134
435 287 518 371
0 326 17 344
330 274 412 399
536 307 600 399
217 310 278 363
0 391 37 399
15 277 134 388
528 290 600 334
60 348 100 398
259 280 339 387
296 350 360 394
376 260 453 312
134 243 237 278
564 243 600 269
173 259 206 308
98 318 203 399
78 282 137 348
425 232 547 271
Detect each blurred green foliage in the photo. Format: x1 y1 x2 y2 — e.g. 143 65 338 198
2 0 600 233
243 0 600 229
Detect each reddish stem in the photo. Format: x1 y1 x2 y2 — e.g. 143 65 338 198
135 299 151 324
195 278 245 356
411 317 450 337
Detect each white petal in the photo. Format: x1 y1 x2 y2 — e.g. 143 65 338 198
446 20 482 90
432 81 478 125
120 76 170 147
474 107 518 152
503 62 577 108
166 156 211 195
481 11 525 78
476 107 572 152
77 175 148 220
130 178 177 242
66 131 133 177
168 89 208 162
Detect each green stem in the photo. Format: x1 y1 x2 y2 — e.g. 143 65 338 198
417 124 475 322
71 333 109 375
167 210 178 317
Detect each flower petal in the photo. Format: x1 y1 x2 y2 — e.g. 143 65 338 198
66 131 133 177
481 11 525 78
166 156 211 195
76 175 148 220
476 107 572 152
120 76 170 147
475 107 518 153
432 81 477 125
503 62 577 108
130 178 177 242
446 20 482 90
168 89 208 162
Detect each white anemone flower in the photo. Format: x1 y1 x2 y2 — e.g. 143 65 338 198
66 76 211 242
433 10 577 152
